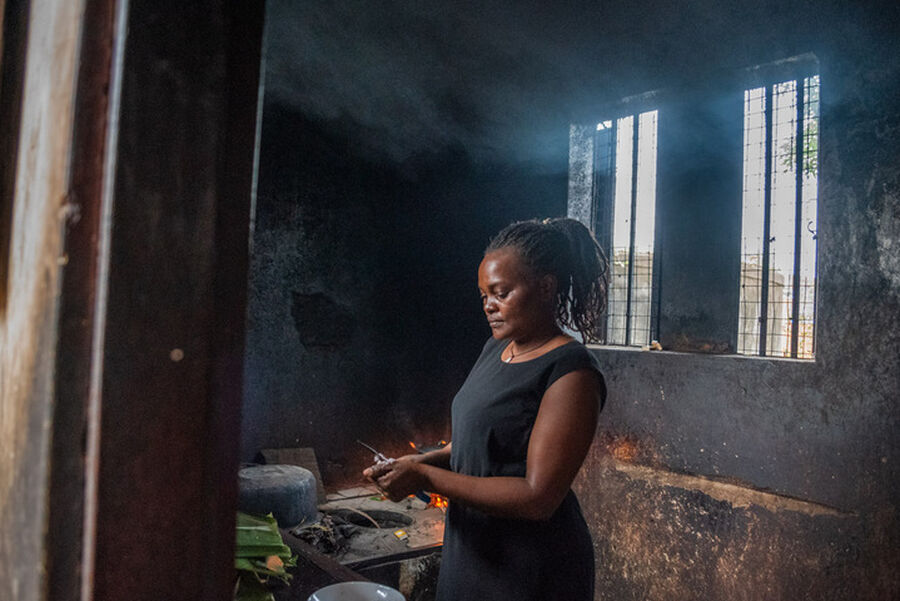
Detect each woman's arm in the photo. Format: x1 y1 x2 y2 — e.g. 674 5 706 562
371 369 600 521
416 442 452 468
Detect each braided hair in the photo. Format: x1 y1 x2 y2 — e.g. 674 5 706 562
485 217 608 343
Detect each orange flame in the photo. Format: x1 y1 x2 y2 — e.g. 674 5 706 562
408 441 417 450
427 493 449 511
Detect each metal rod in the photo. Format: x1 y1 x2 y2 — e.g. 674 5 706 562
603 119 619 344
790 79 805 358
356 440 389 463
811 219 818 357
625 115 639 346
649 113 661 344
356 440 380 455
759 85 774 356
599 122 617 343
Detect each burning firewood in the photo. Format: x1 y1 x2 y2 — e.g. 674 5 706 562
427 493 448 511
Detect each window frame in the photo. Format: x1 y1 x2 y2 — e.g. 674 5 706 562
590 109 662 347
568 53 820 357
737 67 820 359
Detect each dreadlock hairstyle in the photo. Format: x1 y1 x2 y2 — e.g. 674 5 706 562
485 217 609 343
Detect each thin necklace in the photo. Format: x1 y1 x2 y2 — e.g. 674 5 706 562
504 335 557 364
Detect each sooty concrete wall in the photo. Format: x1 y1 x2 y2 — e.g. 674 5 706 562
242 106 567 482
567 4 900 601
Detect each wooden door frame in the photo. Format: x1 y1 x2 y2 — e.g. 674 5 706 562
45 1 265 599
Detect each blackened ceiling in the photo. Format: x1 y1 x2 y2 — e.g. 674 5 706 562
263 0 898 170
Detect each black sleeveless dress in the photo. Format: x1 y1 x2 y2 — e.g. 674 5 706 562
435 336 605 601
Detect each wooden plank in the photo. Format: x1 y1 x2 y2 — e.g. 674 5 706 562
0 2 84 600
0 0 29 313
45 0 117 599
345 543 442 572
88 2 264 600
282 533 371 584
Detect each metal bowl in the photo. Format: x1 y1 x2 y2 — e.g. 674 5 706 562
307 581 405 601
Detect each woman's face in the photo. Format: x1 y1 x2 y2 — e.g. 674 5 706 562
478 248 555 341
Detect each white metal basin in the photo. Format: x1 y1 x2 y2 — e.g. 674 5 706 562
307 581 405 601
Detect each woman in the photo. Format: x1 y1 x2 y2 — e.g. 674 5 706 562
364 217 608 601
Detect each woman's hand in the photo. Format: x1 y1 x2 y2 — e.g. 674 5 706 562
363 453 420 494
374 457 428 502
362 445 452 499
362 459 393 482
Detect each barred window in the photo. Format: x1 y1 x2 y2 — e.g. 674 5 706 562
568 55 820 357
738 75 819 358
593 110 659 346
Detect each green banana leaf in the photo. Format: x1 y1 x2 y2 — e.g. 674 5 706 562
235 544 293 559
235 511 297 600
236 557 296 577
235 573 276 601
236 513 293 557
236 513 288 548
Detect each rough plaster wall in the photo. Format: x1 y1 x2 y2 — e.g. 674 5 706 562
575 457 865 601
567 124 594 227
242 102 569 482
576 345 899 599
568 23 900 601
242 106 397 479
0 1 83 599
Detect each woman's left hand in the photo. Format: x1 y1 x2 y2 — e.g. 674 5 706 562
375 457 428 502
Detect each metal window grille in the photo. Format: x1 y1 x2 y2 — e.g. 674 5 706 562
738 75 819 358
592 110 659 346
